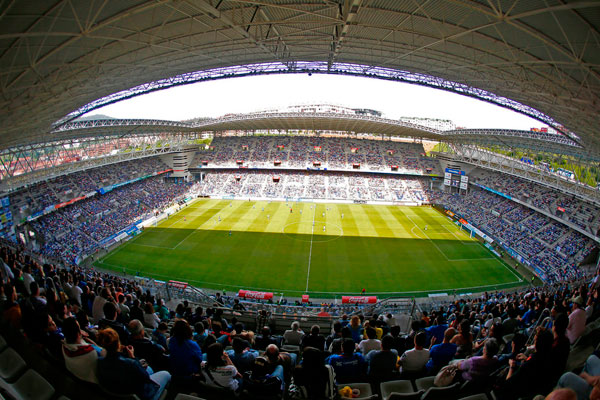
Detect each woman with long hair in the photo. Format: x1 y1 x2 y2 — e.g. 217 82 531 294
201 342 242 391
168 319 203 378
451 319 473 358
348 315 363 343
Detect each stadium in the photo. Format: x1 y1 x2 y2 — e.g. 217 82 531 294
0 1 599 400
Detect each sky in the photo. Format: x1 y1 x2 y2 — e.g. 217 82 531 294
89 73 545 131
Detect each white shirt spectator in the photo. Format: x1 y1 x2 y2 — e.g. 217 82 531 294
358 338 381 355
92 296 107 322
400 348 430 373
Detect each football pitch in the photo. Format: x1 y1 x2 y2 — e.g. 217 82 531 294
95 199 525 298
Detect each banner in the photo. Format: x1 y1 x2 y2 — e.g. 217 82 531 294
473 183 512 201
341 296 377 304
238 290 273 300
302 294 309 303
168 280 188 289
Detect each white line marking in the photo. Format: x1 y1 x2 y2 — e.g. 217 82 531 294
97 259 523 295
407 212 494 262
306 203 316 292
130 243 174 250
172 209 223 250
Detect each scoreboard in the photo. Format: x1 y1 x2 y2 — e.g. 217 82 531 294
444 168 469 191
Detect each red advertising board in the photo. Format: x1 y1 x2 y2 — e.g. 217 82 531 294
168 280 188 289
301 294 309 303
341 296 377 304
238 290 273 300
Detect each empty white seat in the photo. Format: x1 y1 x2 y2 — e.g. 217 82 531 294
415 376 435 392
5 369 55 400
0 348 27 382
380 380 416 400
174 394 207 400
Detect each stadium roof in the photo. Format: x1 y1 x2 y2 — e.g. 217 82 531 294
52 113 591 159
1 1 599 157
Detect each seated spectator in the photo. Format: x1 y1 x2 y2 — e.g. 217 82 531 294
193 322 208 348
292 347 334 398
473 322 503 356
426 327 457 375
348 315 363 343
152 322 169 350
128 319 169 371
301 324 326 351
143 302 160 329
264 343 297 384
201 342 242 392
558 354 600 400
358 326 381 355
389 325 407 355
227 337 259 373
457 338 499 383
130 299 144 322
98 302 130 345
399 331 429 377
62 316 103 384
451 320 474 358
154 299 170 321
497 328 554 399
326 322 343 351
255 326 277 351
498 332 527 366
502 307 519 335
425 316 448 346
365 334 398 381
168 319 203 379
567 296 586 344
244 356 285 397
96 328 170 400
327 338 367 384
229 322 254 346
552 313 571 383
117 294 130 323
283 321 304 346
2 283 21 329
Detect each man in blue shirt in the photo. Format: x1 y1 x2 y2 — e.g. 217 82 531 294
365 335 398 381
327 338 367 383
426 328 457 374
227 337 259 373
425 316 448 346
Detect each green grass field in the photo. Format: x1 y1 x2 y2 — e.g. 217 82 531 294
95 199 524 298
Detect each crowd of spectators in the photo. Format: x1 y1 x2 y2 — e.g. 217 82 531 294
200 170 430 203
31 176 197 264
1 236 599 399
473 170 600 235
9 157 169 222
431 187 596 284
194 136 441 175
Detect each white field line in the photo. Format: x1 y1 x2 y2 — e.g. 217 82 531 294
306 203 316 292
97 259 523 295
407 213 495 263
129 243 174 250
476 241 523 282
406 213 451 261
172 208 224 250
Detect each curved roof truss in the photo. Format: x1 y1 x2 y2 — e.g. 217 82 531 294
1 1 599 154
54 62 581 143
50 113 592 160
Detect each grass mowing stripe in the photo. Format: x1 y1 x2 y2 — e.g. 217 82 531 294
306 202 316 292
97 200 526 297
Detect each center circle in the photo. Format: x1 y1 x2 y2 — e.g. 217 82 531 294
282 220 344 243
